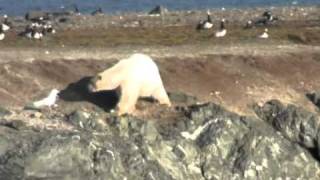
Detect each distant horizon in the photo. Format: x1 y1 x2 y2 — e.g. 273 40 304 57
0 0 319 16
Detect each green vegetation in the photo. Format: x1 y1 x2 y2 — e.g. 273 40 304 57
0 23 319 48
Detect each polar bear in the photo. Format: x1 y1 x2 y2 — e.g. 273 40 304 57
88 53 171 115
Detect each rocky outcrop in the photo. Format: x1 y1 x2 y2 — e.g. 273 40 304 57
0 101 320 179
0 106 11 118
254 99 320 159
307 91 320 109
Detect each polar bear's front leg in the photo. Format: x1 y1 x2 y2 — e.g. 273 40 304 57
152 86 171 107
117 86 139 116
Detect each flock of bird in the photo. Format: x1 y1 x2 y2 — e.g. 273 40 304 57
196 10 278 39
0 14 57 41
0 8 278 42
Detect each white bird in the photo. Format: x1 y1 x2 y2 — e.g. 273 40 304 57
215 19 227 38
259 28 269 39
33 89 59 108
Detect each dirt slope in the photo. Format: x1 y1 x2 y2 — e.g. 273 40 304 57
0 46 319 115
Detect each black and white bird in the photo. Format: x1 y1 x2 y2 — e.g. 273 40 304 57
1 14 11 32
258 28 269 39
263 11 274 22
33 89 59 108
215 19 227 38
245 20 253 29
43 23 56 34
23 25 43 40
256 10 279 26
73 4 81 15
91 7 103 16
196 10 213 30
32 29 43 40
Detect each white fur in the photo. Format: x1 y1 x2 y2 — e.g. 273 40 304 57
33 89 59 108
95 53 171 115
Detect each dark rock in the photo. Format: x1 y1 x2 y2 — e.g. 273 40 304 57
168 91 197 104
149 5 168 16
254 100 320 150
0 106 11 117
67 110 104 131
25 11 50 21
306 91 320 109
1 101 320 179
59 17 70 23
0 119 27 130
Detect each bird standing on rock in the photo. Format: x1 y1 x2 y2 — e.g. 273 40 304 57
33 89 60 108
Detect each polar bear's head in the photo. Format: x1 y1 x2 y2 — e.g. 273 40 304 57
88 73 120 92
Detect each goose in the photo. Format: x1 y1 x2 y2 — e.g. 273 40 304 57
73 4 81 15
215 19 227 38
43 24 56 34
245 20 253 29
33 29 43 40
197 10 213 30
91 7 103 16
1 15 11 32
24 26 43 40
258 28 269 39
46 25 56 34
263 11 273 21
255 10 279 26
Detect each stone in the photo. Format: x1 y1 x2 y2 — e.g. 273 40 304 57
67 110 104 131
148 5 168 16
0 106 11 117
168 92 198 104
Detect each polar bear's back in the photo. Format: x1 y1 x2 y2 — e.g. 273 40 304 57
121 53 159 79
120 53 163 96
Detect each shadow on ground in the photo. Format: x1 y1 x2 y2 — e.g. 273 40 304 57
59 76 119 111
